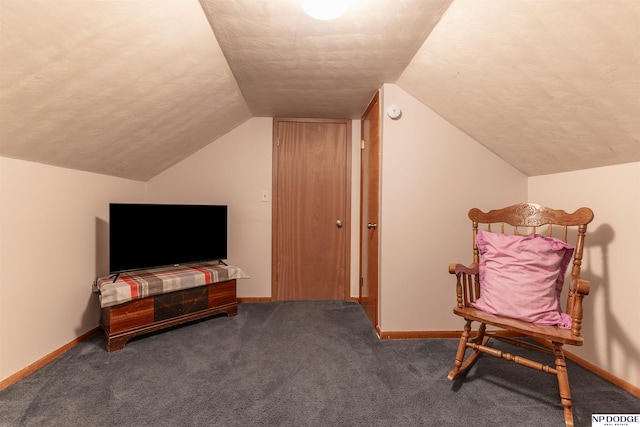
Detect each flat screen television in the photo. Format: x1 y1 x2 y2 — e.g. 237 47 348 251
109 203 227 274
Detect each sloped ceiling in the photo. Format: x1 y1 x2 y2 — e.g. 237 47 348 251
1 0 638 181
200 0 450 119
0 0 251 181
398 0 640 176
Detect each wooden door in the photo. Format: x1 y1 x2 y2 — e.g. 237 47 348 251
359 92 381 328
272 118 351 301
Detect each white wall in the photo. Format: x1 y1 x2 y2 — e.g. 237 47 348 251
146 118 273 297
378 84 528 331
0 157 145 381
529 162 640 388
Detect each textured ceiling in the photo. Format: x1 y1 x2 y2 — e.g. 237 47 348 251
200 0 450 119
398 0 640 176
1 0 638 181
0 0 251 181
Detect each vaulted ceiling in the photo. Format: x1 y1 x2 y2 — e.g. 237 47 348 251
1 0 638 181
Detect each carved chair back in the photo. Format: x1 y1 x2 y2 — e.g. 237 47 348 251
466 203 594 337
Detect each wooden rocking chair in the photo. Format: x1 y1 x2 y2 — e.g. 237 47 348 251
448 203 594 427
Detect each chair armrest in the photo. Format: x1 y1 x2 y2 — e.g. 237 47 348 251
567 275 590 337
449 263 480 308
448 263 478 275
570 275 590 295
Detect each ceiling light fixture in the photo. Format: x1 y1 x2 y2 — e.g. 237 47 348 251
301 0 361 21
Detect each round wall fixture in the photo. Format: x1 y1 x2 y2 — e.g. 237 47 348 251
387 104 402 119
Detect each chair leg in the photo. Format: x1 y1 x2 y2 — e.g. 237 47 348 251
553 343 574 427
448 320 487 380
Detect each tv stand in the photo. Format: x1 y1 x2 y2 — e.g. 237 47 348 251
100 279 237 351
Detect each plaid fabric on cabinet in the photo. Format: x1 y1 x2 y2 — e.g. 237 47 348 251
95 261 248 307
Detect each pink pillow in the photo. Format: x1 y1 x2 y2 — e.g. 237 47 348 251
471 231 574 328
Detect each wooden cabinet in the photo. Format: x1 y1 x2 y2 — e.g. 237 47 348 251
100 279 237 351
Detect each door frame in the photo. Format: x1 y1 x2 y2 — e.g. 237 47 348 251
359 92 381 329
271 117 352 300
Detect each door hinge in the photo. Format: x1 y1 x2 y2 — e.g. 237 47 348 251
361 139 365 150
360 277 364 288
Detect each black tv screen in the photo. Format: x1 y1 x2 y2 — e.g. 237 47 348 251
109 203 227 274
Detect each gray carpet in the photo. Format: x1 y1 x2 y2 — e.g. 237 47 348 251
1 301 638 426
